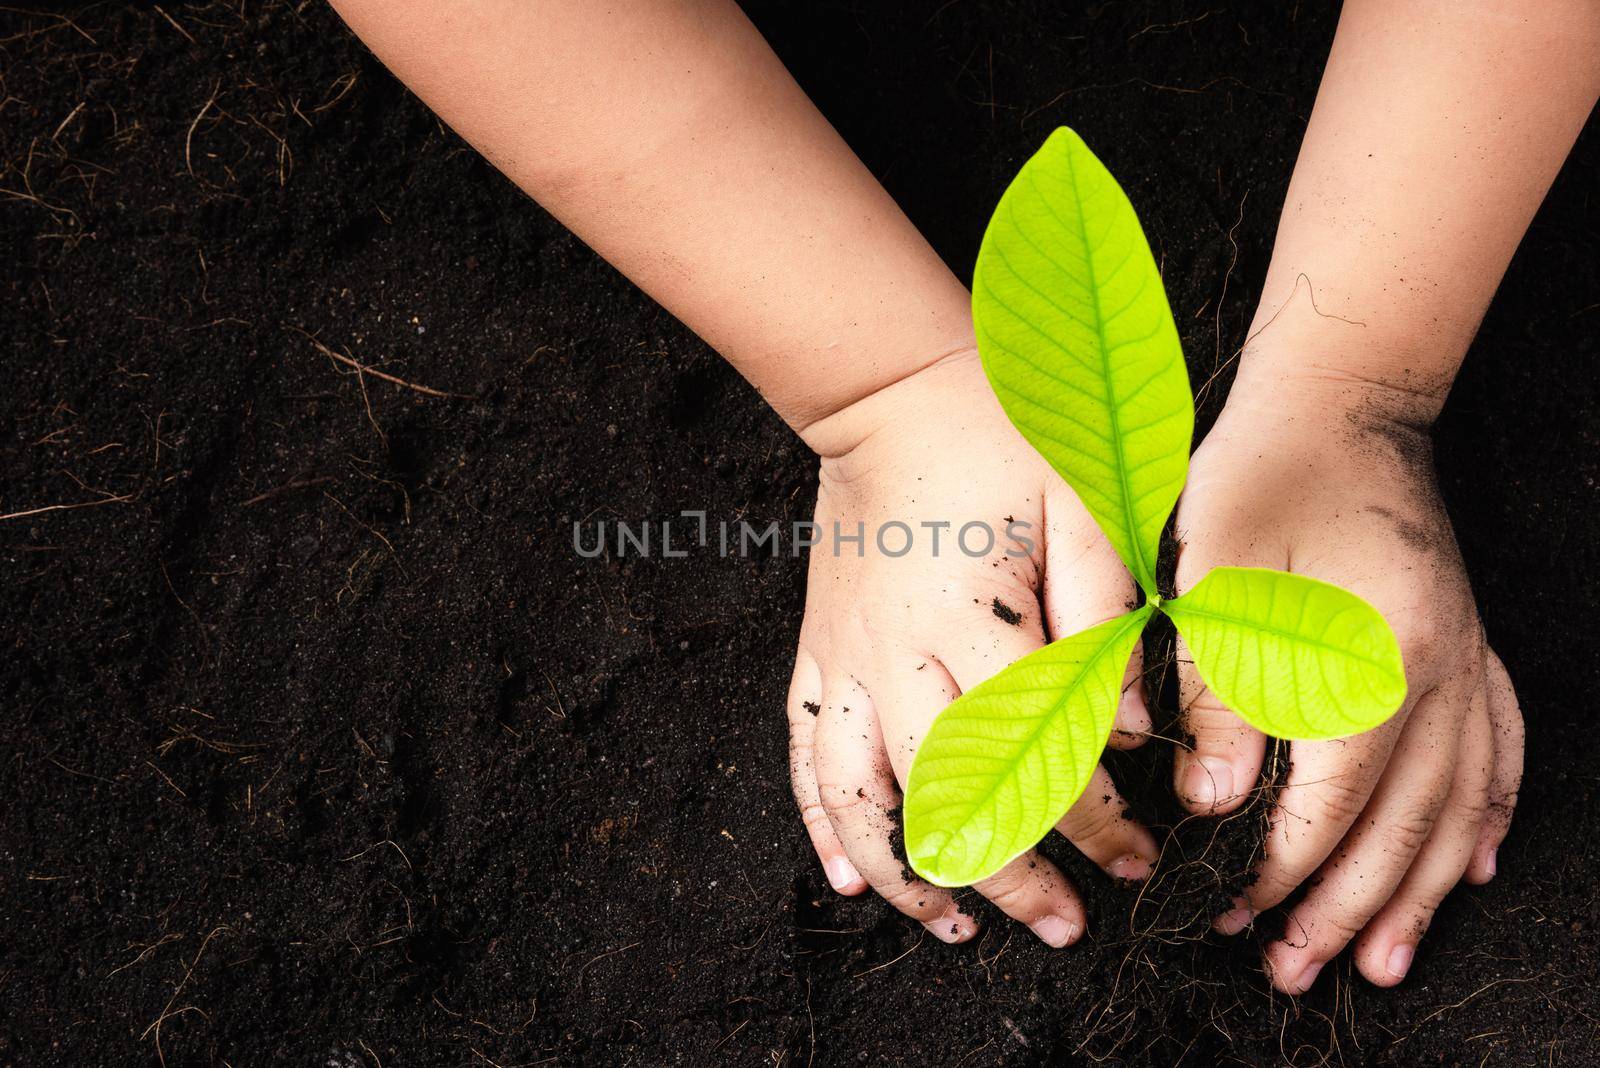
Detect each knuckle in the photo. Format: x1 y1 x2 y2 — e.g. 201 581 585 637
1301 902 1367 945
1443 786 1490 828
817 782 870 819
1178 694 1259 750
1251 844 1325 905
1488 784 1520 824
1059 795 1120 848
976 868 1032 912
1382 805 1440 856
881 881 940 920
1182 695 1242 734
796 800 832 833
1250 869 1303 912
1410 898 1441 927
1304 776 1370 828
786 699 818 729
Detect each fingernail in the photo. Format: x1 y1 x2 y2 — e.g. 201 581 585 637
1030 914 1080 948
1293 960 1324 994
1486 848 1498 879
926 903 976 944
1385 943 1414 980
1107 853 1153 882
1213 899 1255 936
824 857 860 892
1182 757 1234 809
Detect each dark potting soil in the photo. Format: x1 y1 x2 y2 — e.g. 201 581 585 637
3 2 1598 1065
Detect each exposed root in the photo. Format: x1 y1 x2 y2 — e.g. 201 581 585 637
0 491 133 521
1195 272 1369 410
288 324 477 399
1075 731 1289 1063
139 925 232 1068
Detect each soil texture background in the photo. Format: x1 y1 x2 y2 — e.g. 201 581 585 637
3 2 1598 1065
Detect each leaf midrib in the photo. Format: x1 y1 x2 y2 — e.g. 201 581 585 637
1056 145 1153 594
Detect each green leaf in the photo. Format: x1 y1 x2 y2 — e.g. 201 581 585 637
904 607 1151 888
972 127 1192 597
1164 567 1407 740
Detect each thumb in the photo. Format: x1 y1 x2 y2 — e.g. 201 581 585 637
1041 480 1150 749
1173 630 1267 814
1170 532 1266 814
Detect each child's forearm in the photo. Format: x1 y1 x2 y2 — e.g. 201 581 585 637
1237 0 1600 416
327 0 973 450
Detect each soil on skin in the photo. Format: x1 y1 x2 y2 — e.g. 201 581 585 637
3 2 1598 1065
992 597 1024 626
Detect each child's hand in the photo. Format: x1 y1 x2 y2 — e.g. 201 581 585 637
1172 360 1523 993
788 349 1160 947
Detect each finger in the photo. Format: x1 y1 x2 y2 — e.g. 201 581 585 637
813 679 977 943
1347 687 1494 988
874 655 1090 946
1041 481 1149 749
937 585 1051 697
1465 650 1522 884
1257 686 1476 994
1214 701 1407 936
1107 650 1152 751
1168 510 1271 815
1053 765 1161 882
868 650 960 785
942 586 1138 746
787 646 865 894
1172 629 1267 815
972 854 1089 948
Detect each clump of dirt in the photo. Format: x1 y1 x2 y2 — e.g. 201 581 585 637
992 596 1025 626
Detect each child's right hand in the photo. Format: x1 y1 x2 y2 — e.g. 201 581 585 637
787 348 1160 947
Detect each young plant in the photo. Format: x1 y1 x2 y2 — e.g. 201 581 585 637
903 128 1407 888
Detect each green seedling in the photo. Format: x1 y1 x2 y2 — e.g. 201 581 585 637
903 128 1407 888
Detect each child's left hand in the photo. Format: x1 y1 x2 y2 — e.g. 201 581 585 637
1170 359 1523 994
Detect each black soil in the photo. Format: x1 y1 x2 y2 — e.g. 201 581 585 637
3 3 1598 1065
